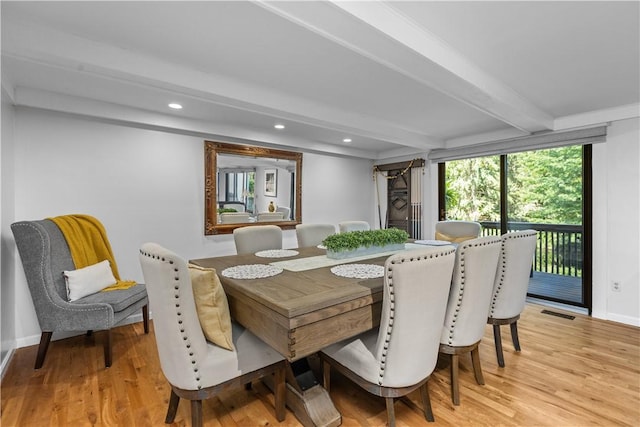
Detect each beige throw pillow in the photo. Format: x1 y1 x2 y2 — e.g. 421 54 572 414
188 263 234 351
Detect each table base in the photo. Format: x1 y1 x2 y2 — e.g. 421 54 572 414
263 360 341 427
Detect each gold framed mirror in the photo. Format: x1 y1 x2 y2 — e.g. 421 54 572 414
205 141 302 235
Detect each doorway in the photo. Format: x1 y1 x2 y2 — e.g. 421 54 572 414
438 145 592 312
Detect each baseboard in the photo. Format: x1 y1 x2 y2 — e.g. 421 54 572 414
1 347 16 381
527 297 640 327
526 297 589 315
606 312 640 327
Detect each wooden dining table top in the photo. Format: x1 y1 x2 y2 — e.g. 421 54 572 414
191 246 386 325
190 246 388 360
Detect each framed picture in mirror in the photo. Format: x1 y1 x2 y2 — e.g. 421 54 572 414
264 169 277 196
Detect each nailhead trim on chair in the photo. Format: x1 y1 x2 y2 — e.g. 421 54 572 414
140 249 202 389
490 240 508 317
378 248 456 385
488 230 537 316
445 238 501 345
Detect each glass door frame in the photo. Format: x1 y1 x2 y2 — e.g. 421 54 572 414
437 146 592 314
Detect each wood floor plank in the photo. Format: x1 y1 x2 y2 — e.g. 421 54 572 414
2 303 639 426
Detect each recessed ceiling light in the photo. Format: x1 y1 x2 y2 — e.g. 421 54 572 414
274 124 285 130
168 103 183 109
343 138 352 143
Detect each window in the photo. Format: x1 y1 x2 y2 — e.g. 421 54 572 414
439 145 592 312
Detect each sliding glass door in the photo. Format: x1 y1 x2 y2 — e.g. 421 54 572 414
439 145 591 312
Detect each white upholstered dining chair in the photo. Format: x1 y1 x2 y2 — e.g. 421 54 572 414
435 220 481 243
295 223 336 247
439 235 502 405
338 220 370 233
257 212 284 222
275 206 291 220
487 229 538 367
138 243 286 427
320 246 457 426
219 212 251 224
233 225 282 255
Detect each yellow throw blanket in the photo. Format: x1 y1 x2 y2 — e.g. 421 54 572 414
50 214 136 291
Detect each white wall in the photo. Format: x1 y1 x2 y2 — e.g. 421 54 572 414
2 107 638 357
592 118 640 325
7 108 374 347
1 86 17 371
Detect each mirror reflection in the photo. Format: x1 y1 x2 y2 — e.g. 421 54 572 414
205 141 302 235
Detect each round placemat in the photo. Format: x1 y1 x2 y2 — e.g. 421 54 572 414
221 264 284 279
330 264 385 279
254 249 299 258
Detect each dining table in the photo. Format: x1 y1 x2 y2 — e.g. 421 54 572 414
190 241 449 427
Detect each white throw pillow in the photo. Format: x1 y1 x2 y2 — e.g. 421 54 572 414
63 260 117 301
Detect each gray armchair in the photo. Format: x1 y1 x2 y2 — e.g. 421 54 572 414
11 219 149 369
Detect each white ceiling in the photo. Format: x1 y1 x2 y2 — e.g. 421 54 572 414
2 1 639 160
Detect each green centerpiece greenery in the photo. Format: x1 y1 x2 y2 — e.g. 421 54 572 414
217 208 238 214
323 228 409 259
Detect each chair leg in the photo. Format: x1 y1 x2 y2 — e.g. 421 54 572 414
165 389 180 423
191 400 203 427
142 305 149 334
322 359 331 392
104 329 112 368
385 397 396 427
420 381 435 422
450 354 460 406
470 346 485 385
35 331 53 369
493 324 506 367
274 365 286 422
510 321 521 351
86 330 93 336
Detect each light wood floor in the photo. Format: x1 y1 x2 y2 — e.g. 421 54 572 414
2 303 639 426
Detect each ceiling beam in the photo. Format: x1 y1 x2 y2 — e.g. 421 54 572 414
2 19 441 153
258 0 554 133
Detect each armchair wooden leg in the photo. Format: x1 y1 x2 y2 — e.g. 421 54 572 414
191 400 203 427
493 324 506 367
274 365 286 421
165 389 180 423
385 397 396 427
450 354 460 406
510 321 521 351
420 381 435 422
142 305 149 334
471 346 485 385
35 331 53 369
104 329 112 368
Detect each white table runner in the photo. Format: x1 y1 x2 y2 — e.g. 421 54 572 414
270 243 429 272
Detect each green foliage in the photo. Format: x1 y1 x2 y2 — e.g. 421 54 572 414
445 156 501 221
509 146 582 224
322 228 409 252
217 208 238 213
445 146 583 225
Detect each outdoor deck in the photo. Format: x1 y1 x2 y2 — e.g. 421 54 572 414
528 271 582 303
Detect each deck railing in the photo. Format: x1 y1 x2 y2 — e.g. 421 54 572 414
479 221 583 277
